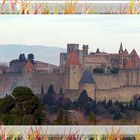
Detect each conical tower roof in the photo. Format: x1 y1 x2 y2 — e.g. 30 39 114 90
80 69 95 84
119 42 123 53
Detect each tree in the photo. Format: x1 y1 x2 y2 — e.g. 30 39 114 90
55 107 64 124
0 87 45 125
43 84 55 105
19 54 26 63
27 53 35 64
110 67 120 74
40 84 45 101
89 112 96 124
101 99 107 108
133 95 140 110
106 100 113 108
54 108 71 125
41 84 44 95
118 102 125 111
77 90 89 107
113 112 121 120
93 68 104 73
129 100 133 109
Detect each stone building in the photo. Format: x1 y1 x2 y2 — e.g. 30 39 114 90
59 43 140 102
0 43 140 103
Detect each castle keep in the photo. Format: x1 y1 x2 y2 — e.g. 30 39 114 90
0 43 140 102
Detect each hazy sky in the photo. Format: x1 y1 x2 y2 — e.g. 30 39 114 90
0 15 140 54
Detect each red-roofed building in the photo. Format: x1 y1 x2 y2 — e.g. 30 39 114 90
130 49 138 56
23 60 34 72
65 51 82 90
66 51 81 65
125 60 134 69
34 61 58 73
123 49 129 57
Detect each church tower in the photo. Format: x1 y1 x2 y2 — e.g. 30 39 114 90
119 42 123 54
64 51 82 90
119 42 124 68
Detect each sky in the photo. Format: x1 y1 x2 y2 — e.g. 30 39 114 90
0 15 140 54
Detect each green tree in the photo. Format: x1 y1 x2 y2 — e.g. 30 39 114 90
89 112 96 125
56 107 64 124
41 84 44 95
93 68 104 73
77 90 89 107
19 53 26 63
43 84 55 105
106 100 113 108
129 100 133 109
54 108 71 125
110 67 120 74
0 87 45 125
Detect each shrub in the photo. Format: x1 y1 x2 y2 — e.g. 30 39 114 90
93 68 104 73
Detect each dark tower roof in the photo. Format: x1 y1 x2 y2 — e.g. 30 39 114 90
119 42 123 54
80 69 95 84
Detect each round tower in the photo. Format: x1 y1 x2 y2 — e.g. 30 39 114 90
79 69 96 100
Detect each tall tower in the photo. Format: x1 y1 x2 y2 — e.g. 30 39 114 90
83 45 89 57
119 42 124 68
64 51 82 90
119 42 123 54
67 43 79 54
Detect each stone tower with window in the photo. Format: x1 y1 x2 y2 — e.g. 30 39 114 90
64 51 82 90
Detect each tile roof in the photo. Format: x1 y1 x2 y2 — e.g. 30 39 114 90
125 60 134 69
80 69 95 84
66 51 81 65
123 49 129 56
24 60 34 70
130 49 139 58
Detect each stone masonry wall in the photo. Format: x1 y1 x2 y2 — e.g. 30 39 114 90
0 72 64 95
96 85 140 102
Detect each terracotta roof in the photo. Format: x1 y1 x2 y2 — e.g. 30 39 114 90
24 60 34 70
66 52 81 65
123 49 129 56
130 49 139 58
80 69 95 84
125 60 134 69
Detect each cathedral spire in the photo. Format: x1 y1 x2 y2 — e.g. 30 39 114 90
119 42 123 54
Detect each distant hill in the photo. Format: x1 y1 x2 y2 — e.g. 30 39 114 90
0 45 66 66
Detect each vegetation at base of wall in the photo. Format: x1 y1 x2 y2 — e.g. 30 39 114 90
1 84 140 125
0 87 45 125
42 86 140 125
